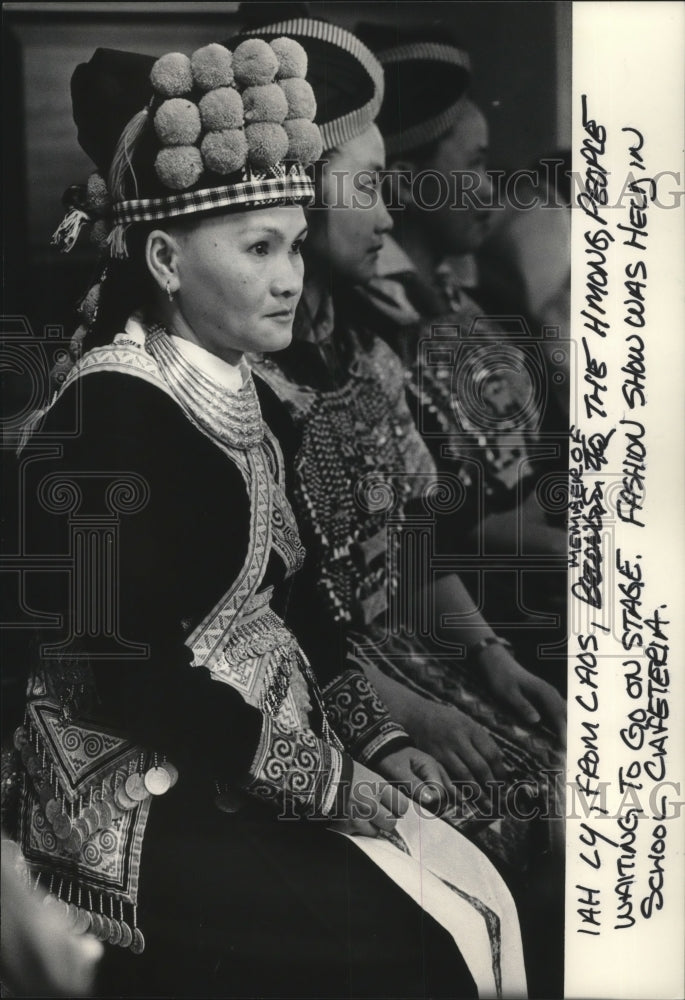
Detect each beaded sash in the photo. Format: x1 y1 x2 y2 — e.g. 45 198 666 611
254 335 437 626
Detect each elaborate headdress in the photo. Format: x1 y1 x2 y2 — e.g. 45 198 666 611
52 36 323 261
235 10 384 153
354 23 471 157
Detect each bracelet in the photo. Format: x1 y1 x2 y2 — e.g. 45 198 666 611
467 635 514 663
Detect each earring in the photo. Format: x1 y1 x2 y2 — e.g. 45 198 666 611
166 281 174 302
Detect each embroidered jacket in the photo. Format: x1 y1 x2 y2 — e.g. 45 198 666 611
14 323 409 946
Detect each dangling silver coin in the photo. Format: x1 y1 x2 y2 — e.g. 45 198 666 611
118 921 133 949
114 784 138 811
44 798 61 824
160 761 179 789
97 915 112 942
94 799 114 828
43 894 66 916
108 919 123 946
124 773 151 802
73 817 90 838
103 789 123 820
130 927 145 955
53 813 72 840
65 828 84 854
72 909 92 935
89 913 104 939
81 805 100 835
144 766 171 796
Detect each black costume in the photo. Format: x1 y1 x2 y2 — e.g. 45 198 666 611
12 323 527 998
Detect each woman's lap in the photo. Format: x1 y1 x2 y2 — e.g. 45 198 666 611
95 808 477 999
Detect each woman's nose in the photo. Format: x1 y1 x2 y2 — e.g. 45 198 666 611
376 195 393 235
478 169 493 207
272 253 303 297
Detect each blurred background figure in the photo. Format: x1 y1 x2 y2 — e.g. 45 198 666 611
355 22 569 692
477 149 572 423
1 838 103 997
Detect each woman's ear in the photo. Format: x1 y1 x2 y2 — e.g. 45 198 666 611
386 159 416 210
145 229 181 296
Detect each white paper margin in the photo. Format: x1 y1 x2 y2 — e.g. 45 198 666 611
566 3 685 997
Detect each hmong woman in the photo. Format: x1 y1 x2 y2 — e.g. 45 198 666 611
9 32 526 1000
236 14 565 994
353 23 568 680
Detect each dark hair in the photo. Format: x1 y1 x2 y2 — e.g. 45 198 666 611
89 223 158 346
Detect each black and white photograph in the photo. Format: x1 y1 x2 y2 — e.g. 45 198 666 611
0 2 682 998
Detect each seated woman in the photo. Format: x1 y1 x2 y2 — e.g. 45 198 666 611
10 35 526 1000
240 9 565 834
236 24 565 995
353 24 569 685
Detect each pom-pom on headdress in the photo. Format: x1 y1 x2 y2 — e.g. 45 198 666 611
52 36 321 259
235 15 384 154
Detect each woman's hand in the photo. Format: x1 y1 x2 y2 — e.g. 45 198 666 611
329 761 408 838
360 662 505 798
407 700 508 797
478 643 567 743
375 746 452 812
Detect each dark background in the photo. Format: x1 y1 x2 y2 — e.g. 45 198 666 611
2 1 571 346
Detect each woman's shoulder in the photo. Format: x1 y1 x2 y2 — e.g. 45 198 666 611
34 366 237 494
41 366 188 441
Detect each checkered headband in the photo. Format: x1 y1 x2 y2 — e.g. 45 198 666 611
113 164 314 226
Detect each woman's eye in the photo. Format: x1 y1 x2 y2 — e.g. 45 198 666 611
250 242 269 256
290 238 305 254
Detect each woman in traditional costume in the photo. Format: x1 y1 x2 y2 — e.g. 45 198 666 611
239 10 565 834
353 24 569 681
10 31 526 1000
233 16 565 993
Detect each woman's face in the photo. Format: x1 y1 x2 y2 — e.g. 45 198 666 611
412 99 492 256
168 205 307 363
307 125 393 286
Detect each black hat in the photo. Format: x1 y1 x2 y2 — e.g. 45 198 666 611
355 23 471 157
235 5 384 152
55 34 323 258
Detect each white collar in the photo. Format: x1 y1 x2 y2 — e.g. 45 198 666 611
120 316 248 394
170 335 247 394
